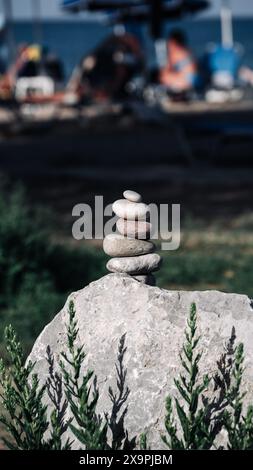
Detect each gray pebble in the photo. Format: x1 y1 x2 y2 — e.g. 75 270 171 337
106 253 162 275
103 234 155 258
116 218 152 240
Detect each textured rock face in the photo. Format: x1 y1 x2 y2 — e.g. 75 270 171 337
28 274 253 450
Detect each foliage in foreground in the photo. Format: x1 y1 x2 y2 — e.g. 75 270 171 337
59 301 108 450
1 302 253 450
162 304 253 450
0 325 71 450
162 304 213 450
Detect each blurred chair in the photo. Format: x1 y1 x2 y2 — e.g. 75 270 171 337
205 44 243 90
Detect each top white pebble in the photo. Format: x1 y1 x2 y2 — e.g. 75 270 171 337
123 190 142 203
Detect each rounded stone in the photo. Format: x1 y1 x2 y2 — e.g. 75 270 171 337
106 253 162 275
123 190 142 203
103 234 155 258
133 274 156 286
116 219 152 240
112 199 150 221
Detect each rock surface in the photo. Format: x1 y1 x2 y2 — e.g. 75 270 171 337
106 253 162 274
103 234 155 257
28 274 253 450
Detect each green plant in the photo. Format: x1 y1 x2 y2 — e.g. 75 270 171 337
139 433 149 450
162 304 216 450
46 346 73 450
0 302 106 450
60 301 108 450
224 343 253 450
0 325 49 449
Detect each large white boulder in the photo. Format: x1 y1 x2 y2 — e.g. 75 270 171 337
28 274 253 449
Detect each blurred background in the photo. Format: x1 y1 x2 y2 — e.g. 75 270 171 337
0 0 253 366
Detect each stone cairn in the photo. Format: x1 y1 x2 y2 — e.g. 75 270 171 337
103 190 162 286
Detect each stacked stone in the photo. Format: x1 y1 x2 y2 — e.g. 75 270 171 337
103 190 162 286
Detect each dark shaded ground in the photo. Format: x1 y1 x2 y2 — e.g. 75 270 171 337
1 109 253 235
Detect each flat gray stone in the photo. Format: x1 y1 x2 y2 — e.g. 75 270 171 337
116 219 152 240
123 190 142 203
106 253 162 275
28 274 253 450
112 199 149 221
103 234 154 258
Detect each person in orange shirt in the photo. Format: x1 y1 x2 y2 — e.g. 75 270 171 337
160 30 198 94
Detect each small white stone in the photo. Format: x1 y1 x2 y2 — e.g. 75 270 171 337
112 199 149 221
123 190 142 203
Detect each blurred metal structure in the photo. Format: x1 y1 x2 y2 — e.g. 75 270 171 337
31 0 43 45
220 0 233 48
61 1 210 39
2 0 15 62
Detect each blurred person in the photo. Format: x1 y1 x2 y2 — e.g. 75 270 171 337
159 29 198 95
0 43 40 98
67 30 144 103
239 66 253 87
0 43 64 102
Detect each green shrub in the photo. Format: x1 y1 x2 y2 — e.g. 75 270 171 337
0 302 132 450
0 325 71 450
0 183 106 352
223 343 253 450
60 301 108 450
162 304 253 450
162 304 213 450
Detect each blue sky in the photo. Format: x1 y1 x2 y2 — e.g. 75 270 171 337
0 0 252 19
